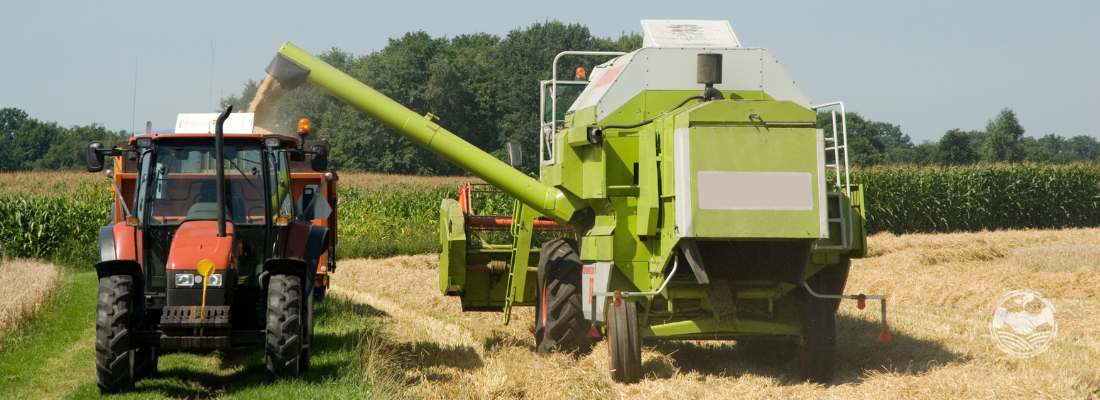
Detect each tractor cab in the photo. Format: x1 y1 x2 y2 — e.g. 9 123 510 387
86 109 337 393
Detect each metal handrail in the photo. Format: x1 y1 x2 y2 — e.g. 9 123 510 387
540 51 627 169
812 101 852 250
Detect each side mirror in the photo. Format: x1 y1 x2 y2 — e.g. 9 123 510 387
310 145 328 171
87 142 105 172
506 141 522 168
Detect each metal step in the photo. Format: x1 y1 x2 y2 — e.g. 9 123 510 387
159 305 231 329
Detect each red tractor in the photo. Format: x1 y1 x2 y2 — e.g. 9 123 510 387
86 107 337 393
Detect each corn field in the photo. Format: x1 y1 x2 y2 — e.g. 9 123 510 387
854 164 1100 234
3 166 1100 261
0 180 110 259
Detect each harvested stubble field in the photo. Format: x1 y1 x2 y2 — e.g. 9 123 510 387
331 228 1100 399
0 259 59 335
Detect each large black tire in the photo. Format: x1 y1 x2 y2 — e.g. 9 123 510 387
266 274 302 380
607 300 642 383
96 275 135 394
132 346 158 381
534 239 595 354
818 257 851 314
800 293 837 383
798 259 849 384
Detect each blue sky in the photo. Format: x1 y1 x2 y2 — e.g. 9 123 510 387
1 0 1096 143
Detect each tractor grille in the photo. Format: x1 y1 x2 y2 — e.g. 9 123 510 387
159 305 231 329
160 335 231 349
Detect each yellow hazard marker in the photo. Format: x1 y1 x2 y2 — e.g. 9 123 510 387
197 259 215 336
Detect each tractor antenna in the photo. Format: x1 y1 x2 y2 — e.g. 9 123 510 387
209 41 215 111
131 57 138 135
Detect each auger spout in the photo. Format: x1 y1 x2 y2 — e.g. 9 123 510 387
265 42 579 224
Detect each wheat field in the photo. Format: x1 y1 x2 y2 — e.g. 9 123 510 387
330 228 1100 399
0 259 59 336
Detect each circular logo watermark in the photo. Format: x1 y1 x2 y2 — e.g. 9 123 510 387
989 289 1057 357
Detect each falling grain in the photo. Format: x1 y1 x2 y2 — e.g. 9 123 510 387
247 74 289 134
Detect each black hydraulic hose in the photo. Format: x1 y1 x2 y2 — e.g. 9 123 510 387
598 95 705 131
215 105 233 237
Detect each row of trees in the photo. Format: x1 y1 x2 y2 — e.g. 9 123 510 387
4 22 1097 172
0 108 128 171
221 21 641 175
824 107 1100 167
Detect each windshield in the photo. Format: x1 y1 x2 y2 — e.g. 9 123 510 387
145 139 269 226
543 82 587 126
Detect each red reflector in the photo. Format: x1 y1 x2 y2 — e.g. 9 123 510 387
857 294 867 310
587 325 601 338
878 329 892 342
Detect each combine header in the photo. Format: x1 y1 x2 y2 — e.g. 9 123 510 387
264 19 888 383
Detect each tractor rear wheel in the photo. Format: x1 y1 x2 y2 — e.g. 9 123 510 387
607 300 642 383
534 239 594 354
96 275 135 394
266 274 302 380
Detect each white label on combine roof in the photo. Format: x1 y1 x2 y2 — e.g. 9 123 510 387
641 20 741 48
175 113 255 134
697 171 813 210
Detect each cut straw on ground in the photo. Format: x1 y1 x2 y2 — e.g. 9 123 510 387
331 228 1100 399
0 259 59 335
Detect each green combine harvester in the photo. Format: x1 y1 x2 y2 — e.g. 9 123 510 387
263 19 889 383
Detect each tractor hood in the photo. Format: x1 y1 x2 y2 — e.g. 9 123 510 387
167 220 236 270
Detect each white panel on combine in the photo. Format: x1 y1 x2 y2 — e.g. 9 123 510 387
175 113 256 134
582 262 613 322
641 20 740 48
568 47 812 120
697 171 813 211
674 128 694 237
568 53 635 113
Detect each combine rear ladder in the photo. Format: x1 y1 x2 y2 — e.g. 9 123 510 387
812 101 852 250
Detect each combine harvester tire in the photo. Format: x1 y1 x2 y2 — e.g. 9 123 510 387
608 301 642 383
535 239 594 354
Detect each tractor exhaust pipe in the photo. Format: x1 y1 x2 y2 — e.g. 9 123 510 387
215 105 233 237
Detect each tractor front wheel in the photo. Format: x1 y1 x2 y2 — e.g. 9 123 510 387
607 300 642 383
266 274 302 380
534 239 595 355
95 275 135 394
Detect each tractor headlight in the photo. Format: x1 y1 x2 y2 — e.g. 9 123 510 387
175 273 195 287
208 274 223 287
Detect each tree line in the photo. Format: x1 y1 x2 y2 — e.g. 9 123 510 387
4 21 1098 172
221 21 641 175
824 107 1100 167
0 108 129 171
